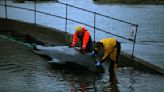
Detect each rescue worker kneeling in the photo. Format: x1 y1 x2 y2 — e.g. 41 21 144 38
93 38 121 73
69 26 93 53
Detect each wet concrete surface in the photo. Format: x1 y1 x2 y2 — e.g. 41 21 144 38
1 37 164 92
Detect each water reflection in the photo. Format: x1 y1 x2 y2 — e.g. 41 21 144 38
49 64 98 92
62 66 119 92
71 79 87 92
48 65 164 92
71 80 77 92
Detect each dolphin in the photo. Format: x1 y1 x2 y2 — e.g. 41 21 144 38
33 45 104 73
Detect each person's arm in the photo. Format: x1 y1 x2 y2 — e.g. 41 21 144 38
101 41 115 62
95 51 109 67
82 31 90 49
102 50 110 61
71 32 78 47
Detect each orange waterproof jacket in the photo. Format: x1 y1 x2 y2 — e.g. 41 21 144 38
71 29 92 51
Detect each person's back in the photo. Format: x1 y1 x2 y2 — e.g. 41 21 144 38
70 26 93 53
100 38 117 60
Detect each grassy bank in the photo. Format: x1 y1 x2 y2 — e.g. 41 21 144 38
93 0 164 4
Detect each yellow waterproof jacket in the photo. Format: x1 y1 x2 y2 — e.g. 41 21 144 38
100 38 117 61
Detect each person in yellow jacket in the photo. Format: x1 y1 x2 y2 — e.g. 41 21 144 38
93 38 121 73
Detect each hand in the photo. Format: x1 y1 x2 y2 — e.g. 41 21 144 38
79 48 86 54
91 50 97 57
69 45 74 48
95 60 101 67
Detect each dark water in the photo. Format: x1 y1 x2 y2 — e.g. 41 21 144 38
0 60 164 92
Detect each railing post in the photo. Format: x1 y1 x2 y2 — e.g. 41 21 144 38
34 0 36 25
5 0 7 19
65 4 68 45
65 4 68 33
131 25 138 58
93 12 96 43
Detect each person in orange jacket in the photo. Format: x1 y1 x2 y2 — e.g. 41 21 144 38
93 38 121 73
70 26 93 53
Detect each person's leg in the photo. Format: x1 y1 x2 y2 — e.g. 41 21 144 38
109 41 121 73
109 60 115 73
116 41 121 64
109 70 117 84
109 48 117 73
109 71 118 92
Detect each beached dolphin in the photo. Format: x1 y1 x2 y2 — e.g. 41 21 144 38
33 45 104 73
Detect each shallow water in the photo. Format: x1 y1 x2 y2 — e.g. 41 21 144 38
0 61 164 92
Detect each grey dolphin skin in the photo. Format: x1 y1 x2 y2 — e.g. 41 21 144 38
33 45 104 73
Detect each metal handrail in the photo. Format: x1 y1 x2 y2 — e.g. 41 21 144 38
0 2 137 41
58 2 137 26
0 0 138 57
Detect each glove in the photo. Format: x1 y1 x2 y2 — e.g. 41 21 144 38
79 48 86 54
95 60 101 67
91 50 97 57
